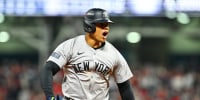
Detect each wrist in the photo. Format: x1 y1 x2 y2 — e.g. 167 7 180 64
47 95 63 100
47 96 56 100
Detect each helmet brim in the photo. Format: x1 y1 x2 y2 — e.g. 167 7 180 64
94 19 114 23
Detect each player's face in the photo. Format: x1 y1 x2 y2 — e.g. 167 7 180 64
93 22 110 43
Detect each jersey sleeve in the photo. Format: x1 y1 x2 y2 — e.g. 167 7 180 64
47 39 74 68
113 51 133 83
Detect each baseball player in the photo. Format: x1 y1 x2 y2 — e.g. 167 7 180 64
40 8 135 100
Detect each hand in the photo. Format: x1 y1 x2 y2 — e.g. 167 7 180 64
47 96 56 100
47 95 63 100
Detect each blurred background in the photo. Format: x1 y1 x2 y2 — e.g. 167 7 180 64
0 0 200 100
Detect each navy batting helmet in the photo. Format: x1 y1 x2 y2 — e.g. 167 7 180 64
83 8 113 33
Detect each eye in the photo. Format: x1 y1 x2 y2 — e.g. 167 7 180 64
100 23 108 27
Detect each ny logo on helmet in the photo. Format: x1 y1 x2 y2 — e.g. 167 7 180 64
103 12 109 18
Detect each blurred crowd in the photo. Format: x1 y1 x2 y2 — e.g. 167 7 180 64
110 63 200 100
0 60 199 100
0 60 44 100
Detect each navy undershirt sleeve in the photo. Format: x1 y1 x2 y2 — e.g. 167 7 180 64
40 61 60 97
117 80 135 100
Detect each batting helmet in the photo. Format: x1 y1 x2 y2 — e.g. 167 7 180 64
83 8 113 33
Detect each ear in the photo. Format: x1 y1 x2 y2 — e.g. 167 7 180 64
83 20 96 33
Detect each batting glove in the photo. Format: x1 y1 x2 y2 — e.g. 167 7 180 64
47 95 62 100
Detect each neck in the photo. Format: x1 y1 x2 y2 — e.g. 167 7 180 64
85 33 103 49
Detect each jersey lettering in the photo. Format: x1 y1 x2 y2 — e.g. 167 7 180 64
73 61 90 73
72 61 111 76
95 62 111 75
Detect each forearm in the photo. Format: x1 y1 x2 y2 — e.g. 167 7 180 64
40 61 60 97
117 80 135 100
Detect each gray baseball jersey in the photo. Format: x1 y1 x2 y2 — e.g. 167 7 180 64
47 35 133 100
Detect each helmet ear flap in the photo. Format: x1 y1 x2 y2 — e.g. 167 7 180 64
83 20 96 33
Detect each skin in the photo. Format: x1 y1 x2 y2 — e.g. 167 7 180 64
85 22 110 49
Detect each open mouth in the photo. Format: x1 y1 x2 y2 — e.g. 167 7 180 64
103 32 108 36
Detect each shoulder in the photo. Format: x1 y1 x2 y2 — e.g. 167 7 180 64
57 35 83 48
104 41 123 59
105 41 125 60
105 41 119 52
61 35 83 44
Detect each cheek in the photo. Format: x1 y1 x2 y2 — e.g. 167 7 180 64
94 32 101 37
95 28 102 35
95 27 101 32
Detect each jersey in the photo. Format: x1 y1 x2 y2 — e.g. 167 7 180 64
47 35 133 100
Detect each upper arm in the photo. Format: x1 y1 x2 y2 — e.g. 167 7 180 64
113 50 133 83
117 80 135 100
45 61 61 75
47 39 74 68
117 80 130 89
